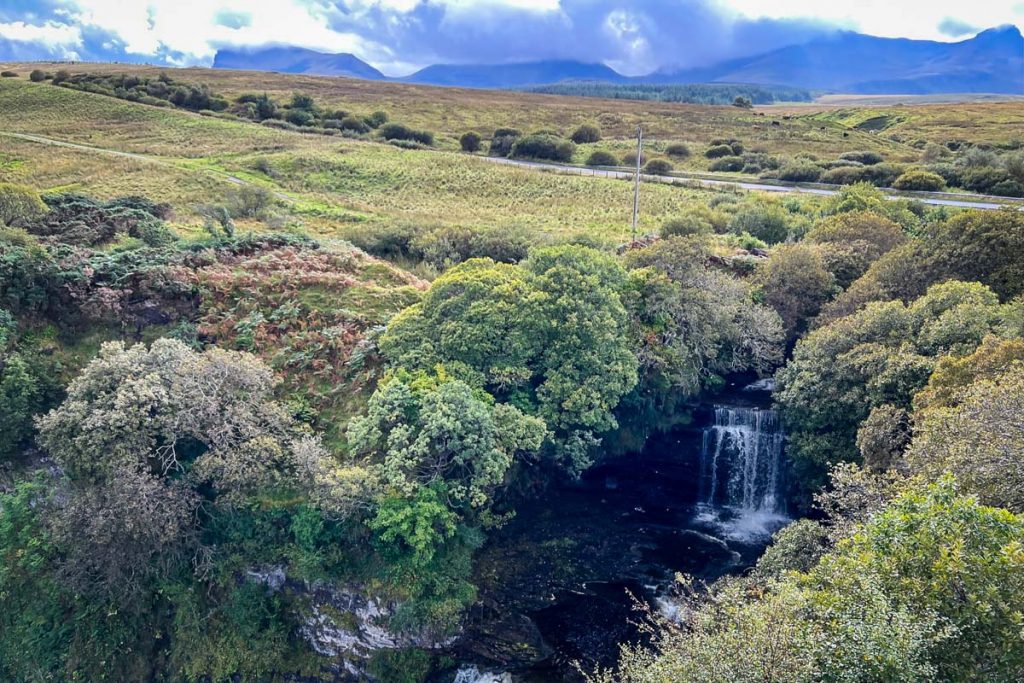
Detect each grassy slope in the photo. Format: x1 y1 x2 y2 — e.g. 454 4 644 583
0 78 737 241
0 62 911 163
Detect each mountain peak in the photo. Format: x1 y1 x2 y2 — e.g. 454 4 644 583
213 46 385 80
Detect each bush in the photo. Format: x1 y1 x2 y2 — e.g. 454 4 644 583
643 159 673 175
0 71 17 78
489 128 521 157
585 150 619 167
52 70 70 85
570 124 601 144
961 167 1016 195
226 186 275 219
365 111 388 128
28 70 46 83
861 163 904 187
709 156 744 172
705 144 735 159
729 203 792 244
285 109 315 127
0 184 47 227
622 151 647 167
459 131 482 153
839 150 884 165
510 134 574 162
660 214 713 238
339 116 370 134
821 166 871 185
665 143 691 158
378 123 434 146
893 170 946 192
778 160 822 182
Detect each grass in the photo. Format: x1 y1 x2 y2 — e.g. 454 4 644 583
0 77 744 241
0 62 909 163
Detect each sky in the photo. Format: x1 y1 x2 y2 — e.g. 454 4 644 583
1 0 1022 76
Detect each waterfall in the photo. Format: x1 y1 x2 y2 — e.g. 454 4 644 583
699 406 785 514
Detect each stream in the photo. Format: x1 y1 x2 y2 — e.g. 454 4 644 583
442 378 790 682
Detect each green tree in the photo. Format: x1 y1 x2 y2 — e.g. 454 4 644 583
758 243 836 341
777 281 1017 487
381 245 639 475
348 369 546 512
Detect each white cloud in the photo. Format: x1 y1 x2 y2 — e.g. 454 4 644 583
0 19 82 47
723 0 1023 41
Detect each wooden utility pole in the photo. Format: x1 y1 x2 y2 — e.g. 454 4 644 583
631 125 643 245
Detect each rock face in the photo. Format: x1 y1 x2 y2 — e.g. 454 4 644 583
247 566 454 680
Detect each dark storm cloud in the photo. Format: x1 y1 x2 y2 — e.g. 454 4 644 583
324 0 836 75
937 17 979 37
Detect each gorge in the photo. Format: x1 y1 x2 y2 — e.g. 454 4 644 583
447 378 790 681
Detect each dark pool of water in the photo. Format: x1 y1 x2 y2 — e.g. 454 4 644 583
449 384 786 681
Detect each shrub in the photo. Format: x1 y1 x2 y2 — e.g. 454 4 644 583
839 150 884 165
861 163 904 188
778 160 822 182
729 203 792 244
705 144 735 159
957 146 1000 168
665 143 691 158
961 167 1015 195
52 70 70 85
821 166 872 185
0 71 17 78
510 133 574 162
893 170 946 192
339 116 370 134
0 184 47 227
643 159 673 175
28 70 46 82
622 151 647 167
226 186 275 219
365 111 389 128
709 156 744 172
459 131 482 153
925 163 962 188
661 214 713 238
585 150 619 167
489 128 521 157
285 109 315 126
570 124 601 144
378 123 434 145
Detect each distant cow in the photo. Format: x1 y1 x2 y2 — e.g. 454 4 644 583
771 121 781 127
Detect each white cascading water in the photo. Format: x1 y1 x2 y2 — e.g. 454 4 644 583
696 406 788 541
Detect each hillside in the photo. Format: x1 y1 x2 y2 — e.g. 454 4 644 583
658 26 1024 94
213 46 385 79
208 26 1024 94
405 60 625 88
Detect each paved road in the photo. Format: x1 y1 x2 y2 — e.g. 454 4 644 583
479 156 1023 211
4 127 1018 212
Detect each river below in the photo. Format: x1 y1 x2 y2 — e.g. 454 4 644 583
439 379 789 682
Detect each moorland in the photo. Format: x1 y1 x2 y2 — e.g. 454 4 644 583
1 63 1024 682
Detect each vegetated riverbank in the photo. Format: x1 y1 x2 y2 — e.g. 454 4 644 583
442 376 788 682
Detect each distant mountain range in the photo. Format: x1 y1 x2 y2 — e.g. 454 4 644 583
213 46 385 80
212 26 1024 95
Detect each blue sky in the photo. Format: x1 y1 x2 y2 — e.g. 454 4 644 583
1 0 1022 76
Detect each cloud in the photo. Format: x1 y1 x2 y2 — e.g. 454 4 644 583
0 0 905 75
320 0 836 75
214 10 252 30
938 17 979 37
0 19 82 60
